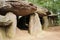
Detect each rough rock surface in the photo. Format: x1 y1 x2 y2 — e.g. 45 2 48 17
0 15 12 26
0 1 37 16
29 13 42 35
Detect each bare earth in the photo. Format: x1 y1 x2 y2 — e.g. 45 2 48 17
12 26 60 40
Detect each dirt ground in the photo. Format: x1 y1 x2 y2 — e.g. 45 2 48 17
12 26 60 40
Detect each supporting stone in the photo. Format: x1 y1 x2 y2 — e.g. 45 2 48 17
0 12 17 40
29 13 42 35
48 17 53 27
6 12 17 38
43 16 49 30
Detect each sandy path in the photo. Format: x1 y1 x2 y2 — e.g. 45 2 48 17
12 26 60 40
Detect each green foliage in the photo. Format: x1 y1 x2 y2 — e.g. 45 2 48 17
28 0 60 14
28 0 60 25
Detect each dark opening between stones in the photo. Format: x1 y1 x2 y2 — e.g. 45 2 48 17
17 15 30 30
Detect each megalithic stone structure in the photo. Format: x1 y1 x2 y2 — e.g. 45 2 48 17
36 7 50 30
29 13 42 35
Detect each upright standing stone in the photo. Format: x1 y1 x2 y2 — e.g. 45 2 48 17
43 16 49 30
29 13 42 35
